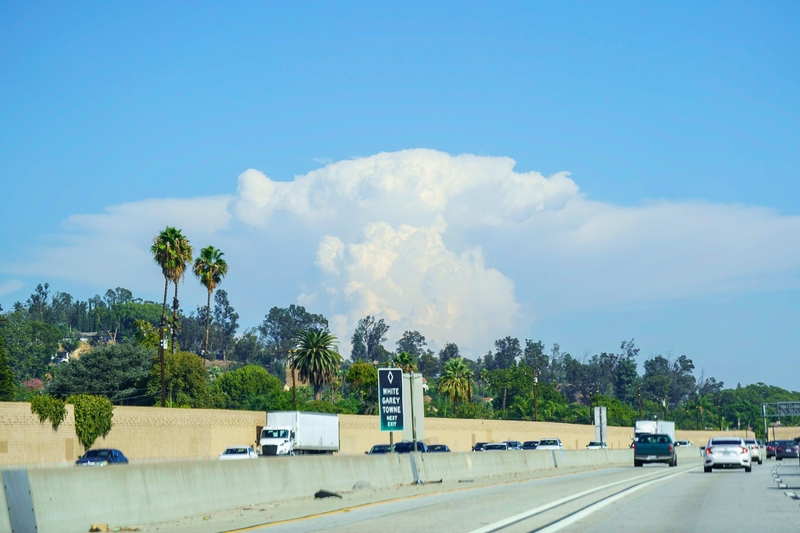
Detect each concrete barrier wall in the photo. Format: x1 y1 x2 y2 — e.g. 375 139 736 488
25 454 414 533
1 447 704 533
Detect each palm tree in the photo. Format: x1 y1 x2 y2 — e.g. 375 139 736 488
293 330 343 401
192 246 229 366
438 357 474 408
168 231 193 355
151 226 187 406
392 352 418 373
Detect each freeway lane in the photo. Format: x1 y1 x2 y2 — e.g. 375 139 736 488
226 462 800 533
539 462 800 533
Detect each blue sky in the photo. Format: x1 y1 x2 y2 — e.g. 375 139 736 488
1 2 799 389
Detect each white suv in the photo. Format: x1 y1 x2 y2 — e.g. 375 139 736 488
536 438 564 450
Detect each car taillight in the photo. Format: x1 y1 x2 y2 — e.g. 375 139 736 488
669 444 673 453
739 447 748 455
754 445 759 450
705 447 713 454
632 443 636 451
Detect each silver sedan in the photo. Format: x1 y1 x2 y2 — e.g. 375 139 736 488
704 437 751 473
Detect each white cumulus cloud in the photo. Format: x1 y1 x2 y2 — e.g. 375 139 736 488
313 218 521 354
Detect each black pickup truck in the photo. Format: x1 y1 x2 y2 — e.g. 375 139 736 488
633 434 677 467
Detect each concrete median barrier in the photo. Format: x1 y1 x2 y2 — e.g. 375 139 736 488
16 445 704 533
24 454 415 533
415 450 555 482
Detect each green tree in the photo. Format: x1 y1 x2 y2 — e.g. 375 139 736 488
438 357 474 408
212 365 286 410
212 290 238 361
259 305 329 369
344 361 378 413
396 330 427 360
437 343 460 377
494 336 522 369
0 335 13 401
147 350 208 407
151 226 192 405
0 311 62 379
392 352 418 373
192 245 229 365
351 316 390 363
418 351 439 380
293 330 343 401
48 344 153 405
482 365 537 412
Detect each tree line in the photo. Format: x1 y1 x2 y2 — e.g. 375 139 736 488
1 225 798 439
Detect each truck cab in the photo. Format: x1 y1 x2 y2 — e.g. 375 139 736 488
260 427 294 456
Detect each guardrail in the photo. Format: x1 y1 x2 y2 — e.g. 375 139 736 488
0 447 701 533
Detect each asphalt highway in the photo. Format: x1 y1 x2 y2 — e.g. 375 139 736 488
224 460 800 533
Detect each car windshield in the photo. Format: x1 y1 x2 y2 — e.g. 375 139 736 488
744 439 756 445
224 447 249 454
83 450 113 459
539 439 558 446
588 442 601 446
263 429 288 439
371 445 390 452
523 441 538 446
485 444 506 450
779 440 795 446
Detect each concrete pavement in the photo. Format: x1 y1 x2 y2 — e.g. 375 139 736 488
221 460 799 533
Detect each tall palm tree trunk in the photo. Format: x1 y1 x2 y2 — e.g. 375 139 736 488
171 282 180 354
203 289 212 367
160 277 169 407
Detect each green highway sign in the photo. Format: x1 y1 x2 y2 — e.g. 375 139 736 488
378 368 404 432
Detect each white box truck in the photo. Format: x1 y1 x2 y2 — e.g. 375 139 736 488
259 411 340 456
633 420 676 443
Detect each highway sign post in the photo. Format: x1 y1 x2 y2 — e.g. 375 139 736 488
378 368 404 432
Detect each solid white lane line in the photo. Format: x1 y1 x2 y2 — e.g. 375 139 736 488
466 467 694 533
533 469 690 533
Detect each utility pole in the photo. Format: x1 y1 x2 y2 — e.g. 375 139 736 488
662 398 668 420
290 349 297 411
637 383 642 419
533 369 538 422
159 315 166 407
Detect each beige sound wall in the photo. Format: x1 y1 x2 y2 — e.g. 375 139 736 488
0 402 761 467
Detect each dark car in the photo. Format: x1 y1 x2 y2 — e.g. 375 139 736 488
392 441 429 453
766 441 777 458
504 440 522 450
472 442 488 452
776 440 799 460
75 448 128 466
428 444 451 452
366 444 391 455
521 441 538 450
